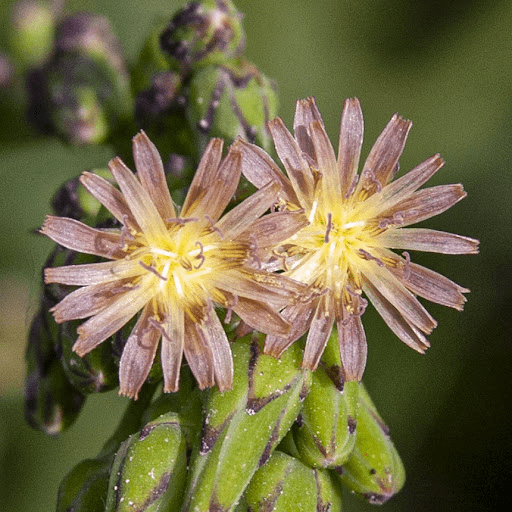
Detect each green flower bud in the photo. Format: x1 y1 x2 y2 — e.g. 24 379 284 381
131 16 175 95
9 0 57 70
51 168 111 221
57 384 159 511
182 337 311 512
25 307 86 435
59 318 120 394
41 246 125 395
27 13 133 145
105 412 188 512
243 451 343 512
134 71 198 160
293 368 359 469
56 457 111 512
159 0 245 75
333 383 405 504
187 59 278 152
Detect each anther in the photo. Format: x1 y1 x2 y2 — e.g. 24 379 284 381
272 249 289 271
358 249 384 267
205 215 224 238
324 212 333 243
224 294 239 324
194 241 205 269
139 261 167 280
402 251 411 280
149 317 171 340
363 168 382 193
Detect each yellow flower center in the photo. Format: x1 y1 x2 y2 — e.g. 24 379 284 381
128 218 247 321
284 201 383 305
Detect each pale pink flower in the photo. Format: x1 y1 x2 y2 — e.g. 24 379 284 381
234 97 479 381
41 131 306 398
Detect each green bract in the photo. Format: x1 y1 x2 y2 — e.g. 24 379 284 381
243 451 343 512
187 59 277 153
334 383 406 504
182 337 311 512
105 413 188 512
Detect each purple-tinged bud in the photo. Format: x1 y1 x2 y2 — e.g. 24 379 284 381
160 0 245 75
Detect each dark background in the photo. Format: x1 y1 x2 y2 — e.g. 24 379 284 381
1 0 510 510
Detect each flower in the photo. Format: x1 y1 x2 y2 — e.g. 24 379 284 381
41 131 306 398
234 97 479 381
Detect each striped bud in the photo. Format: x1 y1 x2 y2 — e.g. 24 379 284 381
187 59 277 152
243 450 343 512
182 336 311 512
56 457 111 512
293 366 359 469
334 383 405 504
105 412 188 512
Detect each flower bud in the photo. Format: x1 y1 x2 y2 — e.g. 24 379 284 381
243 451 343 512
182 337 311 512
50 168 111 221
333 383 405 504
159 0 245 75
42 246 123 395
187 59 278 152
9 0 57 70
25 307 86 435
134 70 198 160
56 457 110 512
105 413 188 512
27 13 133 145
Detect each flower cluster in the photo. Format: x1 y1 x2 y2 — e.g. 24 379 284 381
42 98 478 397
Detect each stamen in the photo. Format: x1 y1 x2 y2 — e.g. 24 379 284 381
358 249 384 267
194 241 205 269
393 211 405 224
139 261 167 280
363 168 382 193
378 211 405 230
402 251 411 280
149 317 171 341
122 214 138 235
168 217 199 225
345 173 359 199
324 213 333 243
119 216 136 250
378 218 391 229
205 215 224 238
344 286 368 318
224 294 239 324
272 249 289 271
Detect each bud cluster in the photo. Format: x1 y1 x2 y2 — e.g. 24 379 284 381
132 0 277 164
15 1 478 511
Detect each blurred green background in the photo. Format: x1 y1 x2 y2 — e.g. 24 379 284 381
0 0 510 510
